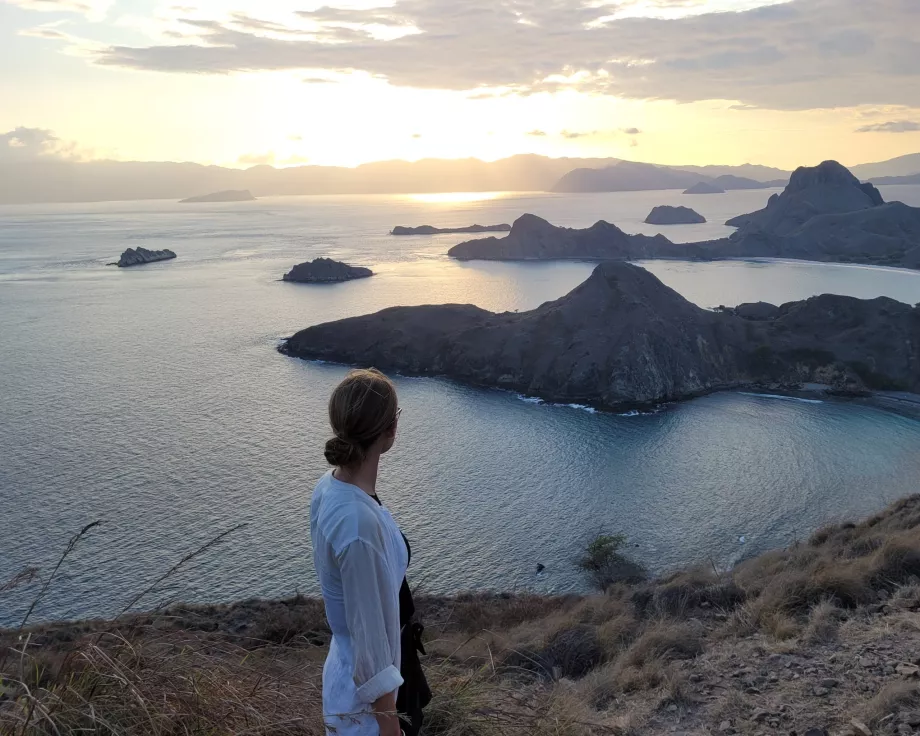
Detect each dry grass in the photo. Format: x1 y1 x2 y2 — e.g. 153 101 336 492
3 495 920 735
860 681 920 726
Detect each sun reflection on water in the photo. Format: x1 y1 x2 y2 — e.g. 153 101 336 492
406 191 517 204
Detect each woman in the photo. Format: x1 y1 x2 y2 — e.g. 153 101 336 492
310 368 428 736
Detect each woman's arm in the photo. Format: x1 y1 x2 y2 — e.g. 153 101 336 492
373 691 401 736
337 538 404 706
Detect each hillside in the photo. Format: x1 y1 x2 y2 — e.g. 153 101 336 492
2 495 919 735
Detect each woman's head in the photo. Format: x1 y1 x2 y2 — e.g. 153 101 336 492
324 368 399 468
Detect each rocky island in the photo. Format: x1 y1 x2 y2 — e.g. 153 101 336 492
281 261 919 408
111 247 177 267
447 162 920 270
179 190 256 203
391 223 512 235
644 205 706 225
282 257 373 283
447 213 677 261
683 181 725 194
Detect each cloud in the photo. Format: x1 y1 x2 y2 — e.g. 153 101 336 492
622 127 642 135
47 0 920 110
0 126 82 161
561 130 601 139
411 133 422 138
4 0 112 20
526 130 547 136
18 24 68 39
855 120 920 133
237 151 275 166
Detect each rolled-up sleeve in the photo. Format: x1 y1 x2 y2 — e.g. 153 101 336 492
337 538 403 704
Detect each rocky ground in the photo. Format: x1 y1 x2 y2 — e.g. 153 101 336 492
2 496 919 735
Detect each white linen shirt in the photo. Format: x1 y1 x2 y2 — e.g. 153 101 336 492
311 470 409 735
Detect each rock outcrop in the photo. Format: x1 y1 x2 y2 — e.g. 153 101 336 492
732 302 781 321
391 224 511 235
281 262 920 409
644 206 706 225
112 247 177 268
726 161 883 235
718 161 920 267
683 182 725 194
180 190 256 203
447 214 677 261
282 258 373 283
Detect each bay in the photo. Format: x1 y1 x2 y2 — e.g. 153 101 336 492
2 186 920 626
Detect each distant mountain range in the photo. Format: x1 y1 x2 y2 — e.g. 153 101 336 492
0 152 916 205
552 161 787 193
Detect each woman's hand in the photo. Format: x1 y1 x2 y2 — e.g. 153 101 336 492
373 691 402 736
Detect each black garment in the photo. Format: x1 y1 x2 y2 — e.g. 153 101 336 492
372 495 431 735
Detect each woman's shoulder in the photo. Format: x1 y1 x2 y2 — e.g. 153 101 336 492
311 473 385 551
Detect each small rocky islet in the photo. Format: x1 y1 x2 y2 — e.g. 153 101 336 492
282 257 373 283
110 246 177 267
644 205 707 225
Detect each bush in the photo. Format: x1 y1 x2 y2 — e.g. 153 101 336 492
577 534 647 591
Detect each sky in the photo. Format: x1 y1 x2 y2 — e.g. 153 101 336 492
1 0 919 169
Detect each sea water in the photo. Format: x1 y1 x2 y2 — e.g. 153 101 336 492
2 186 920 626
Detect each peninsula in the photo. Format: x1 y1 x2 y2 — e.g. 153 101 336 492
111 247 176 267
179 190 255 203
391 224 512 235
281 261 919 409
282 257 373 283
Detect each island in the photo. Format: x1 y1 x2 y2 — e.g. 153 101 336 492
391 224 512 235
447 213 677 261
179 190 256 203
446 162 920 270
282 257 373 283
111 247 177 268
280 261 918 409
683 181 725 194
644 205 706 225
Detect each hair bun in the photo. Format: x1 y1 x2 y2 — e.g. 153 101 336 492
324 436 361 467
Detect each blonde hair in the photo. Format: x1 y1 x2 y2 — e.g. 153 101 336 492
324 368 398 468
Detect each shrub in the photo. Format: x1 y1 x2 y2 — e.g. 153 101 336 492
577 534 647 591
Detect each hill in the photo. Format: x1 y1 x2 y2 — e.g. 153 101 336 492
3 495 919 735
851 152 920 180
552 161 775 193
282 261 920 408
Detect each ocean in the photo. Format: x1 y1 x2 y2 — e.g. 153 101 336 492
2 186 920 627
